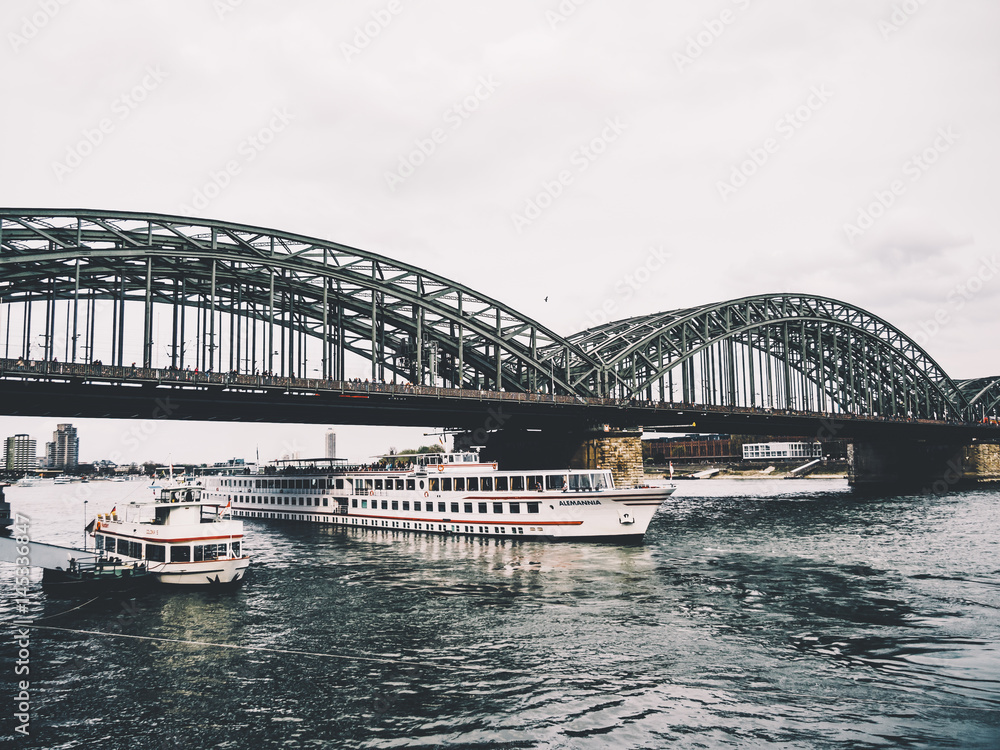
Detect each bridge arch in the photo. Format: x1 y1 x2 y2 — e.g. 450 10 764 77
563 294 969 421
958 377 1000 421
0 209 600 394
0 211 984 422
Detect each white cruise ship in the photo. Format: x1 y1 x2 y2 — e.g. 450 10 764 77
203 452 675 542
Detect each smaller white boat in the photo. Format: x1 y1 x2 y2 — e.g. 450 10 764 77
90 482 249 586
16 476 40 487
53 475 73 485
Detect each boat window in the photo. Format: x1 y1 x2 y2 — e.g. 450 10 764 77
352 499 358 508
146 544 165 562
592 473 609 490
395 479 405 490
93 535 104 550
129 541 142 558
438 502 446 513
323 498 329 507
406 479 415 491
402 501 410 511
495 476 508 491
381 500 388 510
464 455 476 462
391 501 399 510
478 502 487 514
527 475 543 491
527 502 540 514
170 545 190 562
510 476 524 491
442 478 452 491
355 479 365 494
464 503 473 513
232 542 240 557
429 478 439 492
510 503 520 514
306 498 312 506
467 477 479 491
568 473 591 491
493 502 503 514
115 538 128 555
374 479 383 491
481 477 493 491
336 479 345 490
365 479 374 491
545 475 566 491
413 501 421 511
361 499 367 508
450 502 460 513
419 480 425 490
454 477 465 491
299 498 305 506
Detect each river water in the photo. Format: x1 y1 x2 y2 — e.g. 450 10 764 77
2 478 999 749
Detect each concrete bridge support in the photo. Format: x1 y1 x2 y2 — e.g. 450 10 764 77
480 426 644 488
848 441 1000 491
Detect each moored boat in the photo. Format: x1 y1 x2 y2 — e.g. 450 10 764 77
90 482 249 585
203 452 676 542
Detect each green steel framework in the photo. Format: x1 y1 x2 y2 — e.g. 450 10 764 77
0 209 995 422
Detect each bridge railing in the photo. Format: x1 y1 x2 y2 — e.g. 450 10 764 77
0 357 994 428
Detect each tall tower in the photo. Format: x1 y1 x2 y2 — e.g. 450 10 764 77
50 424 79 470
4 434 37 473
325 429 336 459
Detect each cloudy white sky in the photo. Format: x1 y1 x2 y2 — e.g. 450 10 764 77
1 0 998 464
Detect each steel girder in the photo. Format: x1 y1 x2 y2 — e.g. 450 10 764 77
0 211 989 422
0 209 601 393
561 294 970 420
957 377 1000 420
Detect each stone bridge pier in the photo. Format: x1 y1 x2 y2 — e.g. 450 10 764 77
848 441 1000 491
479 425 645 488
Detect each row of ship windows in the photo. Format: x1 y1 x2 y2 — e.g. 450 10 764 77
354 499 540 514
221 495 541 514
233 510 531 535
218 473 610 493
93 534 241 562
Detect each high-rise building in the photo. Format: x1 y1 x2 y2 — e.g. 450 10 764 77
4 434 37 473
47 424 79 471
325 429 336 459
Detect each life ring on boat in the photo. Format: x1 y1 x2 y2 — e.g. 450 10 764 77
492 462 497 470
423 491 429 498
369 490 374 496
437 465 444 472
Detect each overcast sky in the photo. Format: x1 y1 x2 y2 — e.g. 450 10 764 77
1 0 998 464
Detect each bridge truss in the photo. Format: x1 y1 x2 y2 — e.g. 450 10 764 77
0 209 995 423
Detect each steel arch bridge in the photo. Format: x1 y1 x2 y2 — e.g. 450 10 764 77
0 209 996 425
